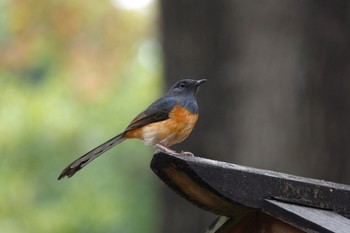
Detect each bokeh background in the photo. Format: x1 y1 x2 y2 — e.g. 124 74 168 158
2 0 350 232
1 0 161 232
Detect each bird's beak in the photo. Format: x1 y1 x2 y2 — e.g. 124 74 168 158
196 79 207 86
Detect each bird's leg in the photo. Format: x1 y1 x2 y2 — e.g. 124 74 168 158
155 143 178 155
155 143 194 157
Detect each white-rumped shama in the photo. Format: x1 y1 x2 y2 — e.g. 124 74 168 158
58 79 206 179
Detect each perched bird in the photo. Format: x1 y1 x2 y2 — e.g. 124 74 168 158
58 79 206 179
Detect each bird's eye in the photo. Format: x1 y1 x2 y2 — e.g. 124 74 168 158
179 82 186 88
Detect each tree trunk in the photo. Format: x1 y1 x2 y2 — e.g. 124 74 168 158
160 0 350 232
301 1 350 182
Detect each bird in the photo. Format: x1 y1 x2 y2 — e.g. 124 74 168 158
58 79 206 180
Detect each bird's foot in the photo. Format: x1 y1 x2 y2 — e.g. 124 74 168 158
180 151 194 157
155 144 178 156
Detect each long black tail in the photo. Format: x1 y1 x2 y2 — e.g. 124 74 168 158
58 133 125 180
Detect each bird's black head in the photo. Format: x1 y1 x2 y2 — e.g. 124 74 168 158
168 79 206 97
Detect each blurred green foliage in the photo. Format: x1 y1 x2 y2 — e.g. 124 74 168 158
0 0 162 232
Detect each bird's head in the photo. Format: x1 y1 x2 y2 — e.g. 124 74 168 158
168 79 207 96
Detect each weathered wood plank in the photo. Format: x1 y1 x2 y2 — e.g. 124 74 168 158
263 199 350 233
150 152 350 220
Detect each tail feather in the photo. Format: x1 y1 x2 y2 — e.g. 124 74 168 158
58 133 125 180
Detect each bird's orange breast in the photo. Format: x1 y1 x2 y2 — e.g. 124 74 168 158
124 105 198 147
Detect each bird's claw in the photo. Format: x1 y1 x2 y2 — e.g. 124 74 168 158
180 151 194 157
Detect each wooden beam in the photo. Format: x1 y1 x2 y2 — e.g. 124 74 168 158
263 199 350 233
150 152 350 220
